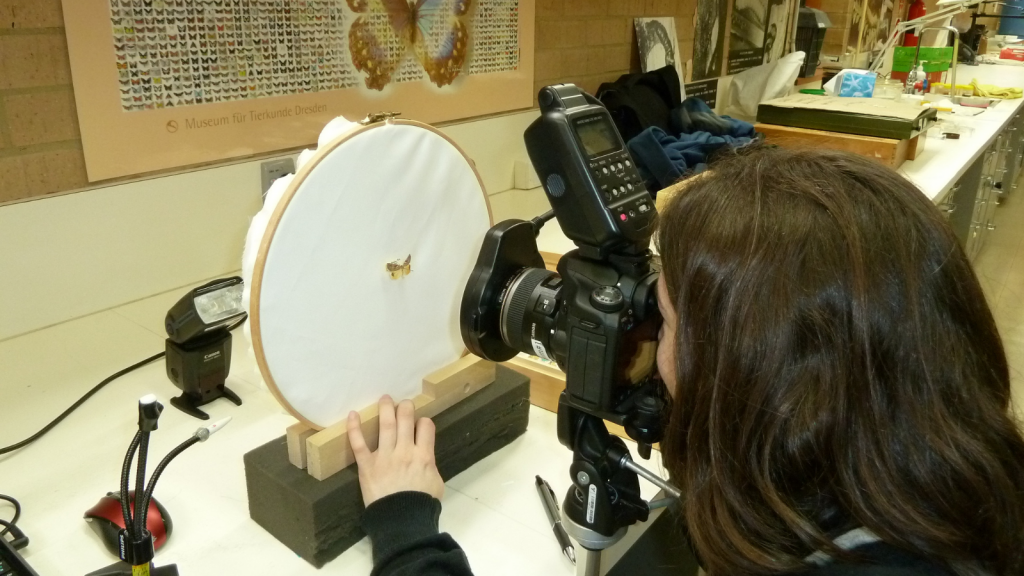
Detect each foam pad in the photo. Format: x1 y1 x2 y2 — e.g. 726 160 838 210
243 365 530 567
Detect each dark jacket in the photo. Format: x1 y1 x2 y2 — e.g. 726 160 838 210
362 492 959 576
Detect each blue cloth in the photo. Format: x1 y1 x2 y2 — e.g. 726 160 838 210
629 97 756 193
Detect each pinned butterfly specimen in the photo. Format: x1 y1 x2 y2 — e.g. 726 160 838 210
386 255 413 280
348 0 471 90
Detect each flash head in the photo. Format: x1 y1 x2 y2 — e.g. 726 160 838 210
164 276 245 420
165 277 245 344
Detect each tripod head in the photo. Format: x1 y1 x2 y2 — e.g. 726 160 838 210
557 388 680 553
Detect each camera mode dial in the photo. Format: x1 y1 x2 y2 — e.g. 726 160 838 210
590 286 624 312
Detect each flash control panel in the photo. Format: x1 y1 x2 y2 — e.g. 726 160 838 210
587 150 653 225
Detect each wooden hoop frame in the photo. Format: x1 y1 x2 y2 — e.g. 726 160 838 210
248 118 494 430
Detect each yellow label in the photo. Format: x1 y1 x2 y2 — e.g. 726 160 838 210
132 564 150 576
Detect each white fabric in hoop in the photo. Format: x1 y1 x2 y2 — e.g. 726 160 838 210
241 118 491 429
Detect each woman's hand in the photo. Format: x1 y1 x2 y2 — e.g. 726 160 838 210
347 395 445 507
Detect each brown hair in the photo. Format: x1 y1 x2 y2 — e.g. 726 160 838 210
656 147 1024 576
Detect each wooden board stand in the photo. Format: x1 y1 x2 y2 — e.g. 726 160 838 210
285 354 496 481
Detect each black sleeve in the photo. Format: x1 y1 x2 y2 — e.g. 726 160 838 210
361 491 474 576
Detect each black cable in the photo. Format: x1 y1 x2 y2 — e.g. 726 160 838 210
120 432 142 535
133 434 150 540
139 436 200 521
531 210 556 233
0 313 248 457
0 520 27 550
0 494 20 538
0 352 165 456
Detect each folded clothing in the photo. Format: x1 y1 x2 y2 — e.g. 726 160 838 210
970 79 1023 99
629 97 757 193
670 97 755 137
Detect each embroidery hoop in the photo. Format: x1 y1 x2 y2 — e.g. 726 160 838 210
244 118 492 429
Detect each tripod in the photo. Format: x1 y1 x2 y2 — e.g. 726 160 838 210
557 396 681 575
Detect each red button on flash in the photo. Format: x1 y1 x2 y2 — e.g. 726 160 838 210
619 213 627 221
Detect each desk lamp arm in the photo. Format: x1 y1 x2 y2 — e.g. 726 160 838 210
870 0 983 72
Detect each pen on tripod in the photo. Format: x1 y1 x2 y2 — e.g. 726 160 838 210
535 475 576 565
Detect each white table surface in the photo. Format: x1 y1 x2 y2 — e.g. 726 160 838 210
0 278 661 576
900 62 1024 202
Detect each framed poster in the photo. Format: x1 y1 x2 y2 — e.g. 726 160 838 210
728 0 768 73
635 17 686 85
684 78 720 109
846 0 895 58
727 0 795 73
692 0 728 81
63 0 535 181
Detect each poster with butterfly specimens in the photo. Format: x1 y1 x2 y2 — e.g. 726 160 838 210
62 0 535 181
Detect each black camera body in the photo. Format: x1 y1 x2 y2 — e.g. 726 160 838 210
461 84 665 441
461 84 672 545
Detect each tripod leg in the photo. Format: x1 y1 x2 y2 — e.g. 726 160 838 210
578 548 602 576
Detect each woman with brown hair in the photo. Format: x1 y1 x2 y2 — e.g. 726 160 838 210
348 147 1024 576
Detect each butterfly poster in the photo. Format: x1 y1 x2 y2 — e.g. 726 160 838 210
62 0 535 181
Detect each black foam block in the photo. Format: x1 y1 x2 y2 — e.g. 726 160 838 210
244 365 531 567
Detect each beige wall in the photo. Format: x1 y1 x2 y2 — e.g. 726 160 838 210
0 109 541 342
0 0 87 203
534 0 699 98
0 0 701 204
821 0 853 56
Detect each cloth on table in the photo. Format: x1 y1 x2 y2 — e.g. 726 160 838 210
970 79 1023 99
629 97 757 193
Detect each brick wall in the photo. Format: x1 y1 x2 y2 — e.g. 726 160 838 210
0 0 698 204
0 0 88 204
821 0 851 56
535 0 698 98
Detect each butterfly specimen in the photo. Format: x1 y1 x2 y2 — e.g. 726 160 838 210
386 255 413 279
348 0 470 90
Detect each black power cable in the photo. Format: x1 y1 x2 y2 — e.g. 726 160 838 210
0 352 166 457
0 494 20 538
0 314 247 457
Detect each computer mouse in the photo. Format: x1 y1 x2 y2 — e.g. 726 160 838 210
84 491 172 557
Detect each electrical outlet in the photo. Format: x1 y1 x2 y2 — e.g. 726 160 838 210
261 158 296 202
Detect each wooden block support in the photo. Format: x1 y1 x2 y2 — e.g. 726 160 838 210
286 423 315 469
505 355 565 412
540 250 561 272
755 123 911 168
304 355 497 481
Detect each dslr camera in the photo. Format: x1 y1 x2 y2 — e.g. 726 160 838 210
461 84 675 551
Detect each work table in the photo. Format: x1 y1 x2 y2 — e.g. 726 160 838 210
0 283 660 575
899 63 1024 203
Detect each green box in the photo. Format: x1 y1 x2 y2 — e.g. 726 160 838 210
892 46 953 73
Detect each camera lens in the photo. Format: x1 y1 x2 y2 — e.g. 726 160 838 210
499 268 562 361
